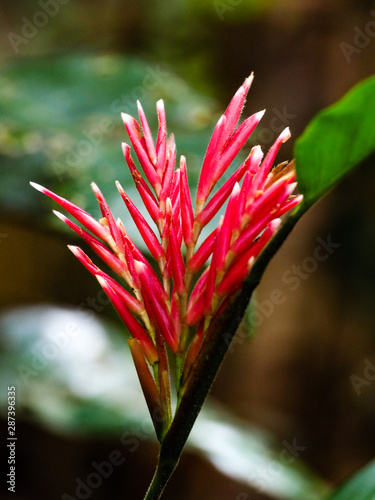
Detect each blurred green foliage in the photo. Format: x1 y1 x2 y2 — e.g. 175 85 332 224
0 54 217 229
325 459 375 499
0 304 328 499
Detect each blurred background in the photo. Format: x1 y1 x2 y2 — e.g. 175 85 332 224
1 0 375 499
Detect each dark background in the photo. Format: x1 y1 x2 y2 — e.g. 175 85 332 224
1 0 375 499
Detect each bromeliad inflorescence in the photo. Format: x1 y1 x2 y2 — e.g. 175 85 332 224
31 75 302 441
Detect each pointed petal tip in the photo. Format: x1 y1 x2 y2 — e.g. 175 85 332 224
121 113 135 126
67 244 80 255
165 197 173 212
252 145 264 160
238 74 254 95
287 182 298 195
233 181 241 194
179 155 187 171
52 209 66 221
95 274 106 287
115 180 125 194
30 181 45 193
217 114 226 126
246 73 254 85
133 259 147 274
280 127 291 142
270 218 282 230
90 181 99 192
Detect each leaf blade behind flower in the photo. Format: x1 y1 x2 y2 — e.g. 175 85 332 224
294 75 375 206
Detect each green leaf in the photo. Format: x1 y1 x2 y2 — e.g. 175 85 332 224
295 75 375 206
325 460 375 500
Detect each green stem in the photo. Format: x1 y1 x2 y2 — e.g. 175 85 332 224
143 206 306 500
144 451 179 500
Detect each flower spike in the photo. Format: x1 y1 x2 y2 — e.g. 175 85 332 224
32 74 303 437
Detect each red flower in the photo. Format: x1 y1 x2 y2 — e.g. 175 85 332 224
31 75 302 435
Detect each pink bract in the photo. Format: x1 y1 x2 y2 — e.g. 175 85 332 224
30 75 302 378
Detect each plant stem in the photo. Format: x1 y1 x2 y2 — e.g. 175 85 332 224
144 451 179 500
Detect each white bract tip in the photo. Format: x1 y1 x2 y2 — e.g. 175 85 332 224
96 275 107 287
270 218 282 231
166 197 173 214
30 181 45 193
232 182 241 195
90 181 100 194
245 73 254 87
133 260 146 274
53 210 66 222
286 182 297 195
248 146 263 174
179 155 186 168
247 256 255 269
115 180 124 193
217 114 226 126
156 99 165 110
280 127 291 142
121 113 134 126
252 145 263 158
67 245 80 255
256 109 266 121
